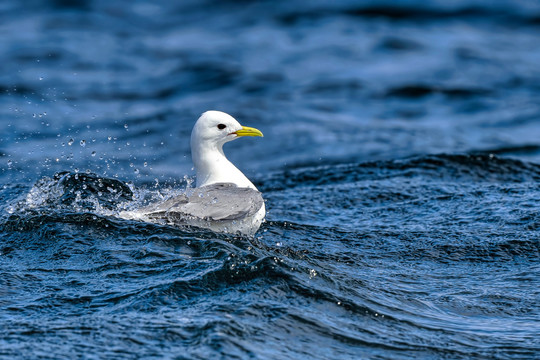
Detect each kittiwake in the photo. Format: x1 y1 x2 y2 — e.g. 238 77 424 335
124 111 265 235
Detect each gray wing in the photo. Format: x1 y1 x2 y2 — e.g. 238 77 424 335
144 183 264 222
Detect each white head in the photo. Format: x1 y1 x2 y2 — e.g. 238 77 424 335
190 111 263 189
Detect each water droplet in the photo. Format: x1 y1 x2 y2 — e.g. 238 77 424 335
143 162 148 167
124 124 128 129
39 76 43 80
7 160 13 167
80 140 86 147
91 151 96 157
68 138 74 146
134 168 139 174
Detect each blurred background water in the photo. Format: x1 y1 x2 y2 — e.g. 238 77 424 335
1 0 539 359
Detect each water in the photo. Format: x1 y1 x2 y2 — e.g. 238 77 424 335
1 1 539 358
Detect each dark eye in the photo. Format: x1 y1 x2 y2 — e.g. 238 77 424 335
217 124 226 130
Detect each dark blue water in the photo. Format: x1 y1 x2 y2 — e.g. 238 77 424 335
1 1 539 359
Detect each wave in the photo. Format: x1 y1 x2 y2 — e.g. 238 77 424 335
1 152 538 358
260 153 540 191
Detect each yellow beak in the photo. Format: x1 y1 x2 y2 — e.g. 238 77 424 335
233 126 264 137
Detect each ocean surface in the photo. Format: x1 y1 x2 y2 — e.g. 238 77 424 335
1 1 539 359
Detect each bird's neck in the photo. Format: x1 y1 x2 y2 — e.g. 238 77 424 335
192 142 257 190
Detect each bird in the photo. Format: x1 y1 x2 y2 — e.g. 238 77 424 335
125 111 265 235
